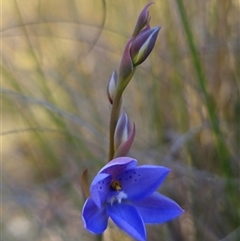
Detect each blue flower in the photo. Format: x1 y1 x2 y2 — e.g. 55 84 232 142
82 157 184 241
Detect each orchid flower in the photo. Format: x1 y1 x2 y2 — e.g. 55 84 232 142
82 157 184 241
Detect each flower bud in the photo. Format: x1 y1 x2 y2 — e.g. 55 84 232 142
114 123 135 158
114 109 131 150
107 70 118 104
118 38 136 93
132 2 154 37
130 26 161 66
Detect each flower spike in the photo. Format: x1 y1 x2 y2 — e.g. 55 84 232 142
82 3 184 241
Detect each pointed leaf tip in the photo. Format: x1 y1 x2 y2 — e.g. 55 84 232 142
132 2 155 37
81 169 90 199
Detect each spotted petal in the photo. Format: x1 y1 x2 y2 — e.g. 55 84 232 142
90 173 112 208
117 165 170 200
82 197 108 234
107 203 146 241
133 192 184 223
99 157 137 179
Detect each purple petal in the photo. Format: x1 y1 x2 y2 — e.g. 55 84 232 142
107 203 146 241
82 197 108 234
99 157 137 179
90 173 112 208
133 192 184 224
117 165 170 200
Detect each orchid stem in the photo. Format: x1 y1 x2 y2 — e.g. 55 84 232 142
96 233 103 241
108 90 122 161
108 69 136 161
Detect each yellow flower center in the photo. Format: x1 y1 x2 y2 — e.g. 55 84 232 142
110 180 122 191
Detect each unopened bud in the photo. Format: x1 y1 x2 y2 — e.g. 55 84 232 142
131 26 161 66
114 123 136 158
114 109 131 150
107 70 118 104
118 38 136 93
132 2 154 37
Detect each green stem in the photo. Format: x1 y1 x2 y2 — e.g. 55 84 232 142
108 69 136 161
108 90 122 161
175 0 231 177
96 233 103 241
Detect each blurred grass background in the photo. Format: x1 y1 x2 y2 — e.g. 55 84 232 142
2 0 239 240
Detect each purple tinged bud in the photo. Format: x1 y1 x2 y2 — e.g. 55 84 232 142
118 38 135 92
114 123 136 158
107 70 118 104
114 109 132 151
131 26 161 66
132 2 154 37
